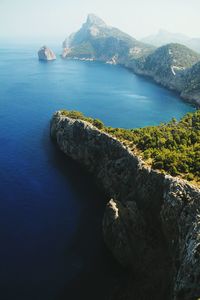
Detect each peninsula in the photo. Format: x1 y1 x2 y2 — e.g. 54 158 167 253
50 109 200 300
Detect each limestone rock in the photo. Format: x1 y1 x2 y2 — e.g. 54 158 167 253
103 199 146 271
38 46 56 61
50 112 200 299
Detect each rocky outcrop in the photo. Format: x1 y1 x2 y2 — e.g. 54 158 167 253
50 111 200 300
38 46 56 61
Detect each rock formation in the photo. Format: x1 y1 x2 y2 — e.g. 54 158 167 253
50 111 200 300
62 14 154 61
38 46 56 61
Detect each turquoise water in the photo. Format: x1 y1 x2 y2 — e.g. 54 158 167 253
0 45 195 300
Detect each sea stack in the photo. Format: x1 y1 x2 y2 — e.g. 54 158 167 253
38 46 56 61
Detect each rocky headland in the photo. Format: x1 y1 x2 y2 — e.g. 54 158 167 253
62 15 200 106
38 46 56 61
50 111 200 300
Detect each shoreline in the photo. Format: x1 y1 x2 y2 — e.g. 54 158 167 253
61 55 200 108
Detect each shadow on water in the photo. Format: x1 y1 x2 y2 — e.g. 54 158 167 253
42 126 125 300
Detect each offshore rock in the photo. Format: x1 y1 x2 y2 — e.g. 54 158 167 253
38 46 56 61
50 111 200 300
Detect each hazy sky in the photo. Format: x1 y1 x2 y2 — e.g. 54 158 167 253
0 0 200 43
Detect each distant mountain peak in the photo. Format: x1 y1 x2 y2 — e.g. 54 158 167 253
62 14 155 61
141 30 200 53
86 14 106 27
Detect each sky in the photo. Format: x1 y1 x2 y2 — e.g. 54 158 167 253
0 0 200 43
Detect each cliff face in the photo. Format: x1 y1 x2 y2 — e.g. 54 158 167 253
50 112 200 300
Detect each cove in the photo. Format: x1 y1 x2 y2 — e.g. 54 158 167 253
0 45 195 299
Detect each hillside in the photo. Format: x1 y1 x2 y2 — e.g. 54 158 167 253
59 109 200 185
181 61 200 105
62 14 154 63
129 43 200 91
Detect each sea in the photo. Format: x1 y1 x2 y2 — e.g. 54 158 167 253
0 44 195 300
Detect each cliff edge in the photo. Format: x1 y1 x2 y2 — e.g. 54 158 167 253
50 111 200 300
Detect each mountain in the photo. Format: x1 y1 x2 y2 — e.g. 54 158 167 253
141 29 200 53
181 61 200 105
62 15 200 106
62 14 154 63
129 43 200 92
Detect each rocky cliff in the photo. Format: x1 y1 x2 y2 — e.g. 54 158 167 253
38 46 56 61
50 111 200 300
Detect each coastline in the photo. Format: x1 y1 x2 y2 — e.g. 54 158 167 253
50 111 200 300
61 55 200 108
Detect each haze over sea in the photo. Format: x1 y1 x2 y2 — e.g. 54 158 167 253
0 45 195 300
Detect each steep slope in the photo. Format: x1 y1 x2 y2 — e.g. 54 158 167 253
129 43 200 91
62 14 154 63
51 110 200 300
142 30 200 53
181 61 200 105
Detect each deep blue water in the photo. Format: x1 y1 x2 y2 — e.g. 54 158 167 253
0 46 195 300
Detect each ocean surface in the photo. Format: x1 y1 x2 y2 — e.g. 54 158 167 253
0 45 195 300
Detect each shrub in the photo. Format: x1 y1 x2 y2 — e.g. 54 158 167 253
60 109 200 183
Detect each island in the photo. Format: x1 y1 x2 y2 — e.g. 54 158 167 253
50 109 200 300
38 46 56 61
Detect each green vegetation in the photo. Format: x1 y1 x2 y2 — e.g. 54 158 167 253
183 61 200 95
60 110 104 129
60 109 200 184
70 42 95 58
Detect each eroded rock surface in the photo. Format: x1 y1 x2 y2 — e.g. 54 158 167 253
50 111 200 300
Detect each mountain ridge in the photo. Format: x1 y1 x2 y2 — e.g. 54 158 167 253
62 15 200 106
62 14 154 62
141 29 200 53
